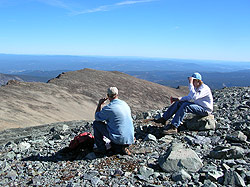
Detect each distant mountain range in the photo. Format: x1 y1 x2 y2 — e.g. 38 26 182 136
125 69 250 89
1 54 250 73
1 54 250 89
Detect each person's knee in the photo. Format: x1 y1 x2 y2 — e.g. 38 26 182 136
177 101 189 108
174 100 181 106
181 102 192 109
176 103 192 114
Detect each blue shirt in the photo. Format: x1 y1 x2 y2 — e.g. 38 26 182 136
95 99 134 145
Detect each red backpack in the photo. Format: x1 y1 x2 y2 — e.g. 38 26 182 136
69 132 94 150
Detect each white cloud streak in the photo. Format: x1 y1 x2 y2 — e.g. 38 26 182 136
36 0 74 11
116 0 155 6
72 0 157 15
4 0 157 15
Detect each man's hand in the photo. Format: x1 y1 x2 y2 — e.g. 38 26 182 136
96 98 108 113
98 98 108 105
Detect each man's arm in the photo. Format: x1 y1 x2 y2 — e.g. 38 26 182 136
95 98 108 113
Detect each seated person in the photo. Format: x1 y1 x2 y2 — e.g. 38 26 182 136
155 72 213 134
93 87 134 155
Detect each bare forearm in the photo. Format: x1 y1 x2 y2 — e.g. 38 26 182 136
95 98 108 114
95 104 102 113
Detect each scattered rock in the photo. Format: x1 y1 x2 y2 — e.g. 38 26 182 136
210 145 245 159
172 169 191 181
143 134 157 142
158 143 203 173
224 169 246 187
203 180 218 187
18 142 31 151
206 170 224 181
226 131 247 142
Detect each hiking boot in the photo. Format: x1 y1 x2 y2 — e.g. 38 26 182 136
162 124 178 135
153 117 166 125
121 146 132 156
110 143 132 155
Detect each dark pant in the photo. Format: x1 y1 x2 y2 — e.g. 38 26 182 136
93 121 111 151
93 121 129 153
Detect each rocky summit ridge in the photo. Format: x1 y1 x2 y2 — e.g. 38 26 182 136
0 68 187 131
0 73 24 86
1 86 250 186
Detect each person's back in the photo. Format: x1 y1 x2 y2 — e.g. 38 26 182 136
93 87 134 154
96 98 134 145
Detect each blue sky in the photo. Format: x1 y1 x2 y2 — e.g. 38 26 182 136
0 0 250 61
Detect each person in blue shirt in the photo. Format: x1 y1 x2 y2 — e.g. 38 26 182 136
93 87 134 155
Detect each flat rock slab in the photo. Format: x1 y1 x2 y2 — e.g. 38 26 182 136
185 114 216 131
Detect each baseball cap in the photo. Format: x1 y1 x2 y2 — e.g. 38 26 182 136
191 72 202 80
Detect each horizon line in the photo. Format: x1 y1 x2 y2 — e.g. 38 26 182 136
1 52 250 63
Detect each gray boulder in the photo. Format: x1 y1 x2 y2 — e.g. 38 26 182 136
184 135 211 145
224 169 246 187
172 169 191 182
18 142 31 151
6 170 18 180
226 131 247 142
203 180 218 187
210 145 245 159
158 143 203 173
137 166 155 180
206 170 224 181
185 114 216 131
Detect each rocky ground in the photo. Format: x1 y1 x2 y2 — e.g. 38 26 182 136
1 87 250 186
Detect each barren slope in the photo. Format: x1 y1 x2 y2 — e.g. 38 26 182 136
0 81 95 131
0 69 188 131
48 69 188 113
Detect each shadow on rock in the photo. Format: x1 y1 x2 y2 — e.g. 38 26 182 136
21 147 98 162
135 124 167 140
21 146 129 162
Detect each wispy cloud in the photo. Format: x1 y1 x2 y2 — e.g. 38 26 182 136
36 0 74 11
116 0 156 6
25 0 157 15
72 0 157 15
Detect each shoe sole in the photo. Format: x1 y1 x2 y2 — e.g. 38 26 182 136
162 130 178 135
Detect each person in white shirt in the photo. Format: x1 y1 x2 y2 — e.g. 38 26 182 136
155 72 213 134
